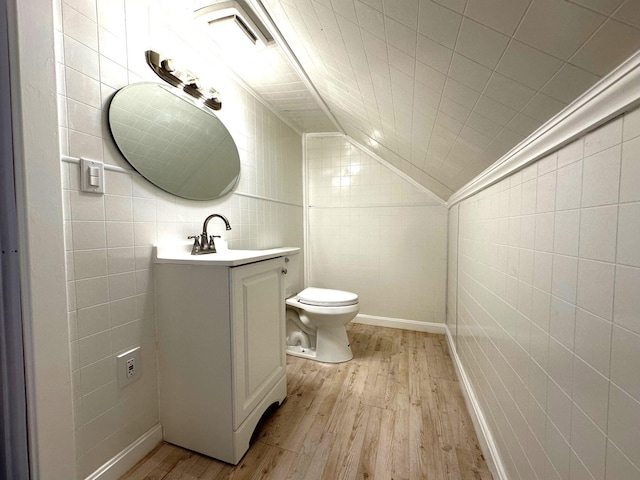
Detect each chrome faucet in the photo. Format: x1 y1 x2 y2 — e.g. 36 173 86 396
188 213 232 255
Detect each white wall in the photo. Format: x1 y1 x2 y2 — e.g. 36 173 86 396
449 107 640 479
306 134 448 323
54 0 303 476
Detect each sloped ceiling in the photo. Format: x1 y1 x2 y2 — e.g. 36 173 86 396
194 0 640 201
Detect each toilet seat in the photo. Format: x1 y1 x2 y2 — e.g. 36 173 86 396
296 287 358 307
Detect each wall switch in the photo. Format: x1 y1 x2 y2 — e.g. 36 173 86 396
80 158 104 194
117 346 141 387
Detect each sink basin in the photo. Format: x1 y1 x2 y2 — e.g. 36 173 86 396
154 242 300 267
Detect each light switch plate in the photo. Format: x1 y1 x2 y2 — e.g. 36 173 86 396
80 158 104 194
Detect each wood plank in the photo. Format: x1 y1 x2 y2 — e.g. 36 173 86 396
163 452 227 480
286 428 335 480
391 373 410 479
408 400 429 479
356 405 382 479
255 361 327 451
261 367 335 453
368 336 393 409
325 362 367 434
122 442 193 480
382 350 400 411
320 400 369 480
456 447 494 480
372 407 396 480
244 443 296 480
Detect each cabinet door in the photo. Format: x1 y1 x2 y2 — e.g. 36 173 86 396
231 258 286 430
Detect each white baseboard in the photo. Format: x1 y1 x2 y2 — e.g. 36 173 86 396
85 423 163 480
353 314 446 334
444 327 508 480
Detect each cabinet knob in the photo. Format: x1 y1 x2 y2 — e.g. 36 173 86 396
281 268 288 275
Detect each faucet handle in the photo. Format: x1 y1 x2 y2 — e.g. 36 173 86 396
208 235 221 254
187 235 201 255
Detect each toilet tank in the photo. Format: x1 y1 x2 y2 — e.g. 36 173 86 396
283 252 301 298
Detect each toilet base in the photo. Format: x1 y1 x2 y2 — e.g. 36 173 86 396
286 326 353 363
286 345 319 361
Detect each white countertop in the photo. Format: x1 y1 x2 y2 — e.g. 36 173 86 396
153 242 300 267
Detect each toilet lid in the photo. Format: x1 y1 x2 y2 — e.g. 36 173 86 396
296 287 359 307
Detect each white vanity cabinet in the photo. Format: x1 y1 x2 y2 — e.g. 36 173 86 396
154 254 289 464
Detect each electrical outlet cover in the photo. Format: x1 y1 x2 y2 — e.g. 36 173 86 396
117 346 141 387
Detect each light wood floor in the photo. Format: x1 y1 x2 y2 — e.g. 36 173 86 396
120 324 492 480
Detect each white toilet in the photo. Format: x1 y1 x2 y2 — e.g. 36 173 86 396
284 255 359 363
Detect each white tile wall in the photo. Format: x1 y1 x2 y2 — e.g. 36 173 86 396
56 0 303 476
450 107 640 480
306 135 447 323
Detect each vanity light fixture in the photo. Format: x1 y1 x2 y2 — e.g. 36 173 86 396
145 50 222 110
194 1 274 51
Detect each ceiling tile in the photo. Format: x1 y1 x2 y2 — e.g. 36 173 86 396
388 45 416 76
440 97 471 123
362 30 388 60
360 0 383 11
496 39 563 89
417 0 462 49
329 0 357 23
505 113 542 137
571 0 625 15
383 0 419 30
465 0 531 36
456 17 510 69
483 72 537 111
443 78 481 109
385 15 417 56
337 17 363 46
449 53 492 92
570 19 640 76
482 139 511 161
432 0 467 14
466 111 503 137
416 34 453 74
415 60 446 92
429 128 456 156
354 0 385 38
412 110 436 130
313 2 341 34
457 126 493 151
413 81 442 108
284 0 315 17
515 0 605 60
474 95 518 126
367 53 391 77
495 128 525 147
390 66 414 93
613 0 640 28
521 92 567 122
541 63 600 104
436 111 464 134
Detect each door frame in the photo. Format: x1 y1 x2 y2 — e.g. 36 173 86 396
6 0 76 477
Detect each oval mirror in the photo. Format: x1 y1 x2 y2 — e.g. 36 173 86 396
108 82 241 201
